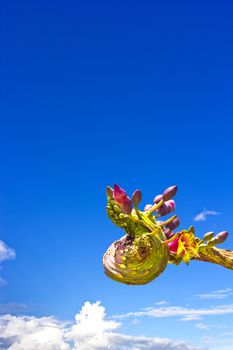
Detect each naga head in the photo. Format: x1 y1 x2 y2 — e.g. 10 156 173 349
103 184 230 285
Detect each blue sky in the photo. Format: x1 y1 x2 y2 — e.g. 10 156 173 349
1 1 233 349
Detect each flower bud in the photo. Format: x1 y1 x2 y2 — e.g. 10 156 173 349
113 184 132 214
207 239 218 247
166 217 180 231
167 200 176 211
162 185 178 201
113 184 128 202
157 200 175 216
132 189 142 207
157 220 164 225
122 200 133 215
144 204 153 212
106 186 113 198
203 231 214 242
208 231 228 247
188 226 195 234
215 231 228 244
165 230 174 239
157 203 170 216
153 194 163 204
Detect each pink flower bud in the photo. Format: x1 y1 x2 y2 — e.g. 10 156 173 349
132 189 142 207
167 200 176 211
162 185 178 201
153 194 163 204
157 203 170 216
166 217 180 231
113 184 132 214
157 200 175 216
122 199 133 215
144 204 153 211
215 231 228 244
113 184 128 203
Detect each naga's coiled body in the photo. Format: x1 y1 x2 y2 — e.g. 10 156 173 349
103 196 169 285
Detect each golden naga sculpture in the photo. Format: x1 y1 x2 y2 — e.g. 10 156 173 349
103 184 233 285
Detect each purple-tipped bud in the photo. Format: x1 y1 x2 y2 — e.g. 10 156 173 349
144 204 153 212
207 232 228 247
168 200 176 211
215 231 228 244
166 217 180 231
162 185 178 201
157 200 175 216
122 200 133 215
132 189 142 207
157 203 170 216
106 186 113 198
153 194 163 204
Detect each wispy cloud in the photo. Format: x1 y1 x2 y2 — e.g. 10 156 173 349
0 303 29 314
0 240 16 286
155 301 169 306
0 301 200 350
0 241 15 262
196 288 233 300
195 323 211 331
113 304 233 321
194 208 220 222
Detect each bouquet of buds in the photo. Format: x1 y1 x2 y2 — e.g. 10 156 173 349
103 184 232 285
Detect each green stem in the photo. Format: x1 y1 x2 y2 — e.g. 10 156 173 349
159 215 177 227
192 247 233 270
146 199 164 216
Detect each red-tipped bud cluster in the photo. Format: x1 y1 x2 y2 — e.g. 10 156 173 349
157 200 176 216
132 190 142 207
113 184 132 214
162 185 178 201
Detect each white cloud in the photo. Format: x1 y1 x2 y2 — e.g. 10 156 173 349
196 288 233 300
66 301 120 349
0 314 70 350
0 240 16 287
0 241 15 262
0 301 201 350
195 323 211 331
194 209 220 222
114 304 233 321
155 300 169 306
